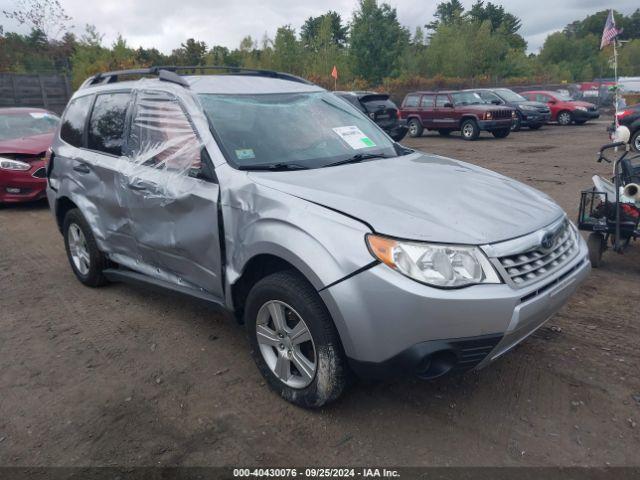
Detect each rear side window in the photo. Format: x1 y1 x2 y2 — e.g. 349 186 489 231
420 95 435 108
60 96 93 147
535 94 550 103
404 95 420 108
88 93 131 156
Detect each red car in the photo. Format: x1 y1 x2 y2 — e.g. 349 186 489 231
520 90 600 126
0 107 60 203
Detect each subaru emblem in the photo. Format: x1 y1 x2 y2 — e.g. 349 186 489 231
541 232 555 250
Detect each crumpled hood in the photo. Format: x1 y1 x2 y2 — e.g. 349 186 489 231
0 132 54 155
249 152 564 245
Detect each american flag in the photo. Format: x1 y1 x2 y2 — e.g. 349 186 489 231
600 10 621 49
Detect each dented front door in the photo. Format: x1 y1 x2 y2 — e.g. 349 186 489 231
123 90 223 297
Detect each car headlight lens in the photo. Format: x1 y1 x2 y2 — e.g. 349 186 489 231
366 234 501 288
575 106 587 111
0 157 31 171
485 112 493 120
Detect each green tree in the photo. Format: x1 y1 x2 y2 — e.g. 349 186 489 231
171 38 207 66
300 11 348 50
272 26 301 74
349 0 410 83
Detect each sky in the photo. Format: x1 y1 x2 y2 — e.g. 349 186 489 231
0 0 638 54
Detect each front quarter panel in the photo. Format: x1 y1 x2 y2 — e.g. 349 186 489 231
217 164 375 294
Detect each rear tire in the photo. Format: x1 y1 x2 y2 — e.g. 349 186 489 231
245 270 348 408
63 208 109 287
460 119 480 141
587 233 605 268
557 110 572 126
492 128 511 139
407 119 423 138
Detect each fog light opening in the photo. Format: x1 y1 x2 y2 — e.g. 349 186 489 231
415 350 457 380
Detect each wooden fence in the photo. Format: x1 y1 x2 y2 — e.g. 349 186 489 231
0 73 72 114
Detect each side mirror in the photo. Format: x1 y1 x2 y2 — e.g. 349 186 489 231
443 102 453 108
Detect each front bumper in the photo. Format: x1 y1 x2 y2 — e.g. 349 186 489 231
320 237 590 378
521 111 551 125
572 109 600 121
0 160 48 203
477 119 513 131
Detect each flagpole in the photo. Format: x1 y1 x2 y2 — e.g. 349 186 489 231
614 37 619 128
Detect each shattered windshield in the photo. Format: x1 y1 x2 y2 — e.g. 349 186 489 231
0 112 59 141
198 91 396 170
495 89 527 102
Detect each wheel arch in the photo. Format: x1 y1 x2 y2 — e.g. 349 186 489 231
54 196 79 232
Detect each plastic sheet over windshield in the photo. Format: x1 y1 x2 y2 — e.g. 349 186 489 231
198 91 396 169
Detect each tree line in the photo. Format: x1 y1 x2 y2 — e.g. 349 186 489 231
1 0 640 91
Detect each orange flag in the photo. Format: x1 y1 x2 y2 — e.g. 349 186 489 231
331 65 338 79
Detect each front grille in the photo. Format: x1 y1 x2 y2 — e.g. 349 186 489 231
587 106 598 112
450 335 503 372
32 167 47 178
497 220 579 287
493 109 512 119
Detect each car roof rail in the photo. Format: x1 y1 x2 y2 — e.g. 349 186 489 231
79 65 313 90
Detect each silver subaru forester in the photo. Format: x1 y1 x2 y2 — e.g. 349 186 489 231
47 67 590 407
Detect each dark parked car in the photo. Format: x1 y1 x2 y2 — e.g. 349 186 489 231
520 90 599 126
334 91 408 141
400 90 514 140
465 88 551 131
615 104 640 151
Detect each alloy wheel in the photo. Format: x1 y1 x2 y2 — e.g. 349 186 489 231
68 223 90 275
409 122 418 136
558 112 571 125
462 123 474 138
255 300 317 389
633 133 640 152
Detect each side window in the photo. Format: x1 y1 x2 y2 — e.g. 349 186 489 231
481 92 501 104
420 95 435 108
435 95 450 107
536 94 550 103
129 91 202 176
88 93 131 156
60 95 93 147
404 95 420 108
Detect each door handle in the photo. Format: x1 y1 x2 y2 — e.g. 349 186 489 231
127 180 158 192
72 163 91 174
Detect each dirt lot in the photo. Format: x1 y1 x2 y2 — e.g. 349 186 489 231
1 121 639 467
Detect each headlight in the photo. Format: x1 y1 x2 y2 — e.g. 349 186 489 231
575 106 587 112
0 157 30 171
485 112 493 120
366 234 501 288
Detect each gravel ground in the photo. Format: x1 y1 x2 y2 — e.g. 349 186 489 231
0 121 639 467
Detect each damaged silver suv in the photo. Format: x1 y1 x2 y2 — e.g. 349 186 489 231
47 67 590 407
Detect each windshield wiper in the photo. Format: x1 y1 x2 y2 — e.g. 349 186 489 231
321 153 390 168
237 162 309 171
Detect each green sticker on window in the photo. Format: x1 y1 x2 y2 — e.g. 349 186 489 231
361 137 375 147
235 148 255 160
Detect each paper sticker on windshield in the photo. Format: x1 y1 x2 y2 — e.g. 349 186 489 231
333 126 376 150
235 148 255 160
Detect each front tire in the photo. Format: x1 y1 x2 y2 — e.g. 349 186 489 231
492 128 511 139
511 112 522 132
407 119 423 138
245 270 347 408
63 208 109 287
557 110 572 126
460 119 480 141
